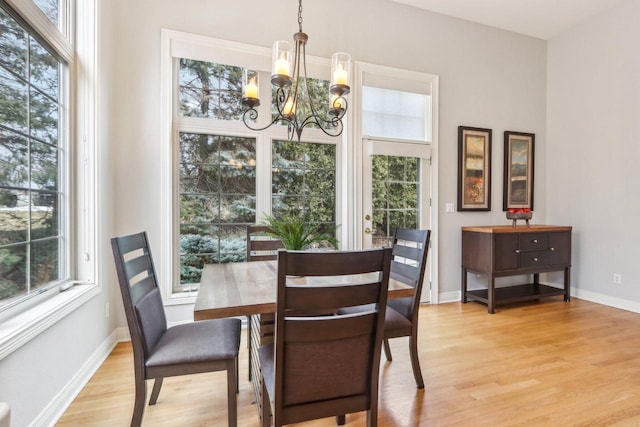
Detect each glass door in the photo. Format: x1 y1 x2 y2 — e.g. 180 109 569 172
362 138 432 302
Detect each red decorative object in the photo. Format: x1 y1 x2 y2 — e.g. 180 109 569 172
506 208 532 227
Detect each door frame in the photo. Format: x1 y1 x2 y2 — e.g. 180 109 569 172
350 61 439 304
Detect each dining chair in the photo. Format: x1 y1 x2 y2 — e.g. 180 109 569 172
341 228 431 389
111 231 241 427
246 225 285 381
246 225 284 262
258 248 392 427
384 228 431 388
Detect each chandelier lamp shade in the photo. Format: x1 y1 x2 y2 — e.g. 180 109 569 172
241 0 350 141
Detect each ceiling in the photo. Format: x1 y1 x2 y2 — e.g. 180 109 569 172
389 0 627 39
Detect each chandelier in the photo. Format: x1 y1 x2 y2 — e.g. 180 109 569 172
241 0 350 141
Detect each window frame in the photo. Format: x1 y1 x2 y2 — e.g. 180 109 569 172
161 30 343 304
0 0 98 357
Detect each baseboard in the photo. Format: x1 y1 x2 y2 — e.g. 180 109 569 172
571 287 640 314
437 291 461 304
31 328 124 427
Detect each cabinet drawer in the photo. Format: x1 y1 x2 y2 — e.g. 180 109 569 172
519 250 549 268
520 233 548 251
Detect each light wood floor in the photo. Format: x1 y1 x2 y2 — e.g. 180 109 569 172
57 298 640 426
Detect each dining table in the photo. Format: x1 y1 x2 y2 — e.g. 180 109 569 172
193 259 414 427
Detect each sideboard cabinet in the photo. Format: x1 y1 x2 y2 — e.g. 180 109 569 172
461 225 572 313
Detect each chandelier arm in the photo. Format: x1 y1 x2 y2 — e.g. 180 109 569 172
303 95 348 126
314 117 344 138
273 86 287 117
298 42 347 138
241 108 283 132
291 36 303 114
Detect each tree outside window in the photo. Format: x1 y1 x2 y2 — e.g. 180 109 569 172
0 5 64 307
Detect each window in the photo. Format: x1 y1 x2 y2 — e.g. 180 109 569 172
0 3 66 311
272 139 336 225
178 132 256 288
163 31 341 298
371 155 419 247
362 86 430 141
32 0 59 28
0 0 95 329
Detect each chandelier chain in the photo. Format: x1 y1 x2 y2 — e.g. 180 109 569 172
298 0 303 32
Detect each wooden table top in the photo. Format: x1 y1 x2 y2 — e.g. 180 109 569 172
194 260 414 321
461 225 572 234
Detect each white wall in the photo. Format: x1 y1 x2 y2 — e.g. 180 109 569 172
104 0 547 314
547 0 640 309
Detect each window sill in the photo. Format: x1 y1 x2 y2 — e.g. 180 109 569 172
0 284 99 361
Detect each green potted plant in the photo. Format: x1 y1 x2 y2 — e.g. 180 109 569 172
261 213 339 250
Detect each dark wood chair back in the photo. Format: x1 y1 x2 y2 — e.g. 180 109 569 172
387 228 431 323
263 248 392 426
112 231 164 371
247 225 285 261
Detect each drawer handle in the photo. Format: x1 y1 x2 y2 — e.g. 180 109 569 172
532 257 539 262
550 247 555 251
514 249 521 254
532 239 538 243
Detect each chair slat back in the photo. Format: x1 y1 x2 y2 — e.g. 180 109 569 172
387 228 431 321
111 232 167 364
282 249 387 277
271 248 391 425
247 225 284 262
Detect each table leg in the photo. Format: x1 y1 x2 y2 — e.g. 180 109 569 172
564 267 571 302
461 267 468 303
488 275 495 314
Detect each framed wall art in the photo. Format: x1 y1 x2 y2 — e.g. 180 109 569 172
503 131 535 211
457 126 492 211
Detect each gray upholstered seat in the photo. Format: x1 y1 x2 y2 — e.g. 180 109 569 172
112 231 240 427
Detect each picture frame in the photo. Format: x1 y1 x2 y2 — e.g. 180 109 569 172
503 131 535 211
457 126 492 212
457 126 492 211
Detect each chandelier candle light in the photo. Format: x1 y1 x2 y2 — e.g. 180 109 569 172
241 0 351 141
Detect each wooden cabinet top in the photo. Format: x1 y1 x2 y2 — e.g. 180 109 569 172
461 225 572 234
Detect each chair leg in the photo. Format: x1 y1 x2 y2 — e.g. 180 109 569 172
148 378 163 405
131 375 146 427
366 403 378 427
336 414 346 425
247 315 253 381
409 335 424 389
227 359 238 427
260 379 271 427
383 338 392 362
235 355 239 394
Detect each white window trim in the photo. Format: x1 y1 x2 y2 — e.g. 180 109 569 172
0 0 99 359
160 29 343 305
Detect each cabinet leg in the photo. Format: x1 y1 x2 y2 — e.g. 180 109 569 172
488 275 495 314
461 268 468 303
564 267 571 302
